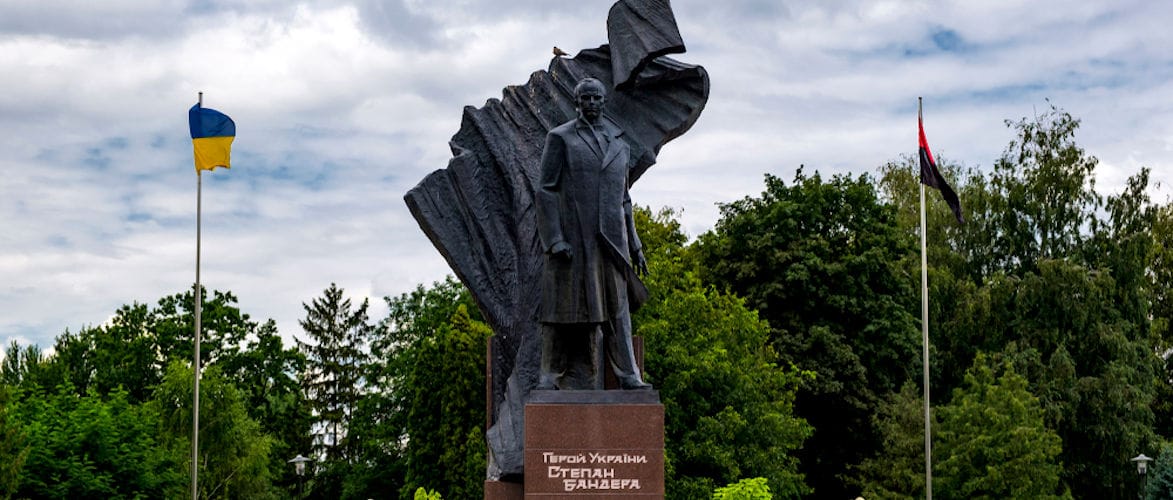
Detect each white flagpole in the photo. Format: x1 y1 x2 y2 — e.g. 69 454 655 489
192 91 203 500
919 97 933 500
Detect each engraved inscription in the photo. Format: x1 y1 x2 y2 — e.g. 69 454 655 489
542 453 649 492
562 478 641 492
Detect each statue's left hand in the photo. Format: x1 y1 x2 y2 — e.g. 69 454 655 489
634 250 648 276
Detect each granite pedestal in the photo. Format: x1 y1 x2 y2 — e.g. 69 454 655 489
483 338 658 499
523 390 664 498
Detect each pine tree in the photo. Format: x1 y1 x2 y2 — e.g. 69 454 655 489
296 283 371 462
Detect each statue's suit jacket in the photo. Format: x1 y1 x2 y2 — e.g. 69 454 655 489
536 116 648 324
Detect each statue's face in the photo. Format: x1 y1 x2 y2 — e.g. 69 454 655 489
576 84 605 121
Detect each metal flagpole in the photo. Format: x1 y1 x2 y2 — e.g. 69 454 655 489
919 97 933 500
192 91 203 500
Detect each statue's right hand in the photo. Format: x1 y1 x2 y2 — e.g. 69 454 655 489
550 241 573 260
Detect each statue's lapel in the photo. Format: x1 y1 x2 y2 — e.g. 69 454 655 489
600 121 624 170
601 136 621 170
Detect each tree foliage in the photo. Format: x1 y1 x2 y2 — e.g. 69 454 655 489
852 382 930 499
3 288 301 498
712 477 773 500
695 170 918 498
986 103 1102 275
297 283 372 463
1151 203 1173 440
333 277 480 499
400 305 489 499
151 361 276 499
5 288 266 404
1147 442 1173 500
636 207 812 499
217 319 311 491
1 342 49 391
879 103 1163 500
12 383 184 498
413 487 443 500
0 384 28 499
935 354 1070 500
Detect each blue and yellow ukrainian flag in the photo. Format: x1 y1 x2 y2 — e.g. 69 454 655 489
188 103 235 172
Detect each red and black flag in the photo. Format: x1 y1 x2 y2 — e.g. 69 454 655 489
918 101 963 223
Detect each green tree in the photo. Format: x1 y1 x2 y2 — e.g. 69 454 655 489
151 287 256 369
713 477 772 500
879 104 1164 499
934 257 1160 499
217 319 312 493
0 384 28 499
1147 442 1173 500
0 342 51 391
147 289 300 495
13 288 265 404
92 289 256 403
4 289 302 498
89 302 163 402
637 207 812 499
151 361 275 499
949 101 1103 280
13 383 184 498
400 305 489 499
339 277 479 498
935 354 1070 500
695 170 918 498
852 383 929 499
297 283 372 463
413 487 443 500
40 329 97 396
1150 202 1173 438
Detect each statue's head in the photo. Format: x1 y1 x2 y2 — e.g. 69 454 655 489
574 77 606 122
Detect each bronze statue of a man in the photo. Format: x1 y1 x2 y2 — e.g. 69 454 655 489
535 77 653 391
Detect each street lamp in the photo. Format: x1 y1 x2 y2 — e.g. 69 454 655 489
288 454 313 499
1132 454 1153 500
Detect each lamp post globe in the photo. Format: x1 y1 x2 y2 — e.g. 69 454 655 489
1132 454 1153 474
289 454 311 476
288 454 313 498
1132 454 1153 500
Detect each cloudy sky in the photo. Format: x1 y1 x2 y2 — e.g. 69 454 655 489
3 0 1172 352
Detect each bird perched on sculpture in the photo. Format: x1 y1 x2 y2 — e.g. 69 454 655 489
553 46 570 57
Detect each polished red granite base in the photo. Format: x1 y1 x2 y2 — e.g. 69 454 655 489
522 390 664 499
